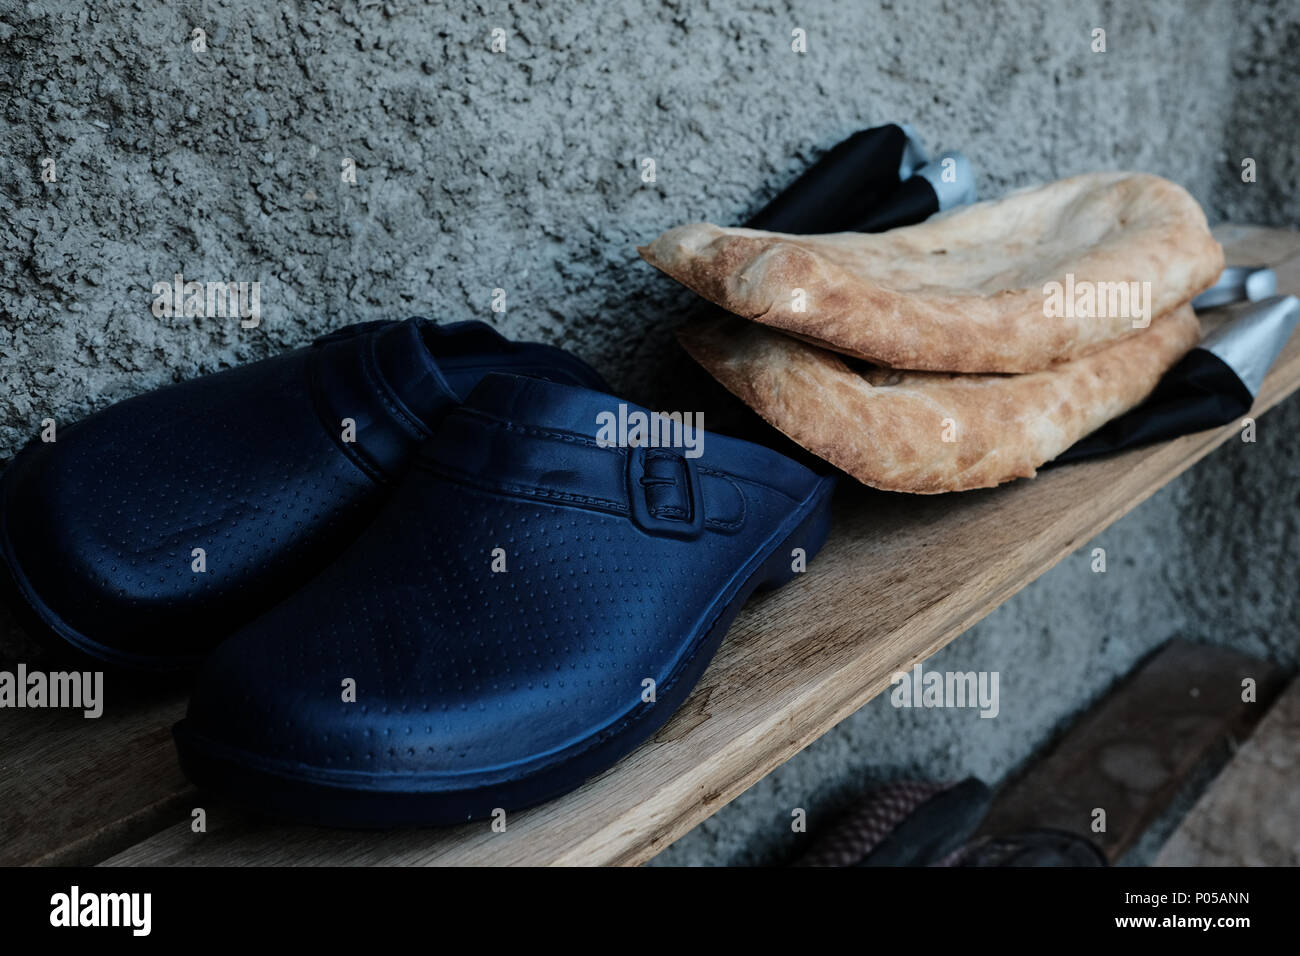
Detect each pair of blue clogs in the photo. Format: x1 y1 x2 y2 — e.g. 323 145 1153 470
0 319 834 826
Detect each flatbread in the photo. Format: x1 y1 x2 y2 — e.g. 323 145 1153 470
678 304 1202 493
642 172 1221 373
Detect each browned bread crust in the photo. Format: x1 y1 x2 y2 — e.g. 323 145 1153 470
678 304 1202 493
644 173 1222 373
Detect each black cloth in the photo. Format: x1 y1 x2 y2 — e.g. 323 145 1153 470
745 124 938 234
1053 349 1254 463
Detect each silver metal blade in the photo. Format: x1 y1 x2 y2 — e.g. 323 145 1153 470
1200 294 1300 396
913 149 977 211
1192 265 1277 310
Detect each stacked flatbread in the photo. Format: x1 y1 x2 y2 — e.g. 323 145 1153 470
640 172 1224 492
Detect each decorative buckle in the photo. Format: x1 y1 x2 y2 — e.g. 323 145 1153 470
626 445 705 539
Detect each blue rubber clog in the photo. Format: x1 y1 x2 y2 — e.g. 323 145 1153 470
0 320 607 671
174 372 835 826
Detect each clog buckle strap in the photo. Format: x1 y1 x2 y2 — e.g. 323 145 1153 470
626 444 705 540
419 408 749 540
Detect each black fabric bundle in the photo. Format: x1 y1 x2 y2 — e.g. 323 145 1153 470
1055 349 1254 462
1056 292 1298 461
745 124 973 234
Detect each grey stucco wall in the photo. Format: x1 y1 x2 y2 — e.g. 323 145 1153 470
3 0 1298 865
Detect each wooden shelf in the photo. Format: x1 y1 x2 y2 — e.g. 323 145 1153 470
4 226 1300 867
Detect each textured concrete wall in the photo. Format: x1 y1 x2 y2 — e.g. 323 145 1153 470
5 0 1292 445
3 0 1298 865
